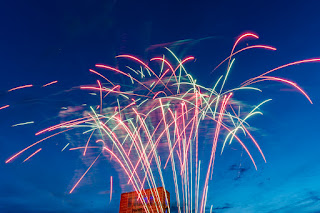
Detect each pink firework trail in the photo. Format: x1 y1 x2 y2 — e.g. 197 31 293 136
5 33 318 213
8 84 33 92
23 148 42 162
42 80 58 87
0 105 10 111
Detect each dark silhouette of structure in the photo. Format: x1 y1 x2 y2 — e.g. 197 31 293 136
119 187 170 213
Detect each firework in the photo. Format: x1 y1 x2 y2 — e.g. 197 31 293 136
42 80 58 87
4 33 318 213
0 105 10 111
8 84 33 92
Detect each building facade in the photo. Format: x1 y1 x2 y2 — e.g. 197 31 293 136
119 187 170 213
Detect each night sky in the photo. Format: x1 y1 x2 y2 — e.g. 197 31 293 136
1 0 320 212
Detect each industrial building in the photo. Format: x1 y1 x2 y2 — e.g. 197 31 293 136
119 187 170 213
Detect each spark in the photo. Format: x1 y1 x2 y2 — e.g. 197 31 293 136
42 80 58 87
242 58 320 86
69 146 100 151
110 176 113 202
213 45 276 71
12 121 34 127
23 148 42 162
83 130 95 156
69 153 101 194
61 143 70 152
8 84 33 92
6 129 72 163
0 105 10 111
89 69 115 87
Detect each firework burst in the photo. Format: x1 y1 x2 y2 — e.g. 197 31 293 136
5 33 318 213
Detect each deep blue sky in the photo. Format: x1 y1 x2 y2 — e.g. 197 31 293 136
1 0 320 212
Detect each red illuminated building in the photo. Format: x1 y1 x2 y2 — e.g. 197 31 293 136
119 187 170 213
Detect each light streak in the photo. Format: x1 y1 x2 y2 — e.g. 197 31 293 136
80 86 150 98
83 130 95 156
12 121 34 127
61 143 70 152
245 76 313 104
69 146 100 150
89 69 115 87
0 105 10 111
6 129 72 163
116 55 174 95
213 45 276 71
242 58 320 86
35 116 93 135
97 80 103 113
23 148 42 162
8 84 33 92
42 80 58 87
200 93 232 213
69 153 101 194
95 64 155 94
233 33 259 52
110 176 113 202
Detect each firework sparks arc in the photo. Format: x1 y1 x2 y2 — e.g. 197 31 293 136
4 32 318 213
